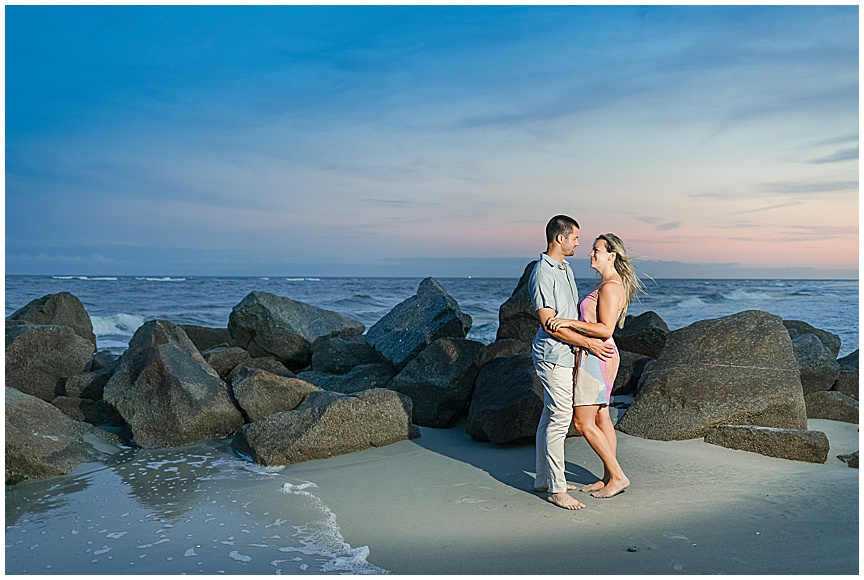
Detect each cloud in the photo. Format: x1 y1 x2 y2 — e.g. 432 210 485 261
808 147 859 164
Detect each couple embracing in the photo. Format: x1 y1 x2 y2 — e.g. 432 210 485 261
530 214 644 510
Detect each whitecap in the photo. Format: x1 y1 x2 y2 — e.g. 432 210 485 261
91 313 146 336
720 290 772 301
677 297 707 309
228 551 252 562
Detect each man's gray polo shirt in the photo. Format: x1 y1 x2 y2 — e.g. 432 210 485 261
528 253 580 367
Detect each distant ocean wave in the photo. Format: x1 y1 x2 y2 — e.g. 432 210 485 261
52 275 118 281
135 277 188 282
286 278 321 282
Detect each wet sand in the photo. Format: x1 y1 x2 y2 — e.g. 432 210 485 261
6 414 858 575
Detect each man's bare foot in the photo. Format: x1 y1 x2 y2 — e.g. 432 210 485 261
547 492 585 510
579 480 605 493
591 477 630 499
535 483 578 492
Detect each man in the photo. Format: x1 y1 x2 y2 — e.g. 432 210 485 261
529 215 616 510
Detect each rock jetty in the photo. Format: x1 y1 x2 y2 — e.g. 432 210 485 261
5 273 858 482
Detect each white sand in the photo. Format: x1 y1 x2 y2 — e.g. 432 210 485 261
285 416 859 575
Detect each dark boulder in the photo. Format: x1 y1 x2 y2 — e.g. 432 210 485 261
387 338 486 427
783 320 841 358
203 345 252 380
495 261 540 343
6 324 94 401
61 366 114 400
612 350 652 397
228 291 364 371
298 363 397 395
704 424 829 463
51 396 126 428
467 351 579 444
838 349 859 370
180 325 231 352
612 311 669 358
103 320 245 448
804 391 859 423
838 451 859 468
832 370 859 400
310 335 385 374
91 350 119 371
791 334 842 394
480 338 530 366
228 357 296 382
833 349 859 400
6 387 121 483
617 310 807 441
230 367 321 422
365 278 472 370
231 389 420 466
6 292 97 349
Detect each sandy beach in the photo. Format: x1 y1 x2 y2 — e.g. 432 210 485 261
5 409 859 575
282 411 859 575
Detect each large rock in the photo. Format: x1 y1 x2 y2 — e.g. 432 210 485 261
298 363 397 395
832 370 859 400
704 424 829 463
228 357 296 382
612 350 652 396
365 278 472 370
804 391 859 423
103 320 245 448
466 351 579 444
6 324 95 401
231 389 420 466
51 396 126 428
833 349 859 400
480 338 531 365
180 325 231 352
613 311 669 357
387 338 486 427
311 335 385 374
617 310 807 441
203 345 252 380
6 292 97 349
495 261 540 343
791 334 842 394
228 291 364 371
6 387 121 483
230 367 321 422
61 366 114 400
838 349 859 370
783 320 842 358
838 451 859 468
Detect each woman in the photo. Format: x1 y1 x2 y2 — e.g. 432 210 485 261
547 233 645 499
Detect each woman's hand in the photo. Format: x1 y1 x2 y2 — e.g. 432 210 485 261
546 317 576 332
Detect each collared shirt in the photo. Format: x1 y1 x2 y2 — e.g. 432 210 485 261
528 252 580 367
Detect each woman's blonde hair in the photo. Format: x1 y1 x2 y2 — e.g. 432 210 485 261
596 233 646 328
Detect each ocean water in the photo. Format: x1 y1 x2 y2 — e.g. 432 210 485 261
4 274 859 574
5 275 859 356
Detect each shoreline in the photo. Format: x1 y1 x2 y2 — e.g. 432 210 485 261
5 414 858 575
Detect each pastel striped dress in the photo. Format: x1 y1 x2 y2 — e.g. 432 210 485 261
572 281 622 406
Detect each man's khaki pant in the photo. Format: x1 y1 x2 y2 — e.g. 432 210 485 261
534 361 574 494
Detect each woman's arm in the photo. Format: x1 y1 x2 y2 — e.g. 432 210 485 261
547 283 624 339
536 308 616 360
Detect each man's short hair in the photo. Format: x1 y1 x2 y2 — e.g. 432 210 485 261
545 215 580 243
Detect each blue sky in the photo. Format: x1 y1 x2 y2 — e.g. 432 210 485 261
5 5 859 278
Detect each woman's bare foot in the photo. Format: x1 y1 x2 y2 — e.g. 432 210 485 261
535 483 578 492
547 492 585 510
579 480 605 493
591 477 630 499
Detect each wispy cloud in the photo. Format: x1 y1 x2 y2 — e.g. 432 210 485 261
808 147 858 164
